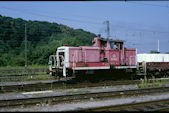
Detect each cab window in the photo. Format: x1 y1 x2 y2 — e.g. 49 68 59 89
109 42 114 49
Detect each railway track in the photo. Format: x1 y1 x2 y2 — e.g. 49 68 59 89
76 98 169 111
1 86 169 110
0 79 139 93
1 74 169 93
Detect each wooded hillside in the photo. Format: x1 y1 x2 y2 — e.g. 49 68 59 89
0 15 96 66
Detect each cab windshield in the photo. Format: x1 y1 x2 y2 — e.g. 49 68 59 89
109 41 114 49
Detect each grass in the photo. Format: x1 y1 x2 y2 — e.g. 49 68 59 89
0 65 48 70
0 65 48 76
136 75 169 88
0 65 49 80
0 74 55 83
25 74 54 81
0 71 46 76
60 83 67 89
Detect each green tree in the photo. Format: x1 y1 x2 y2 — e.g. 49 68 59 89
150 50 160 54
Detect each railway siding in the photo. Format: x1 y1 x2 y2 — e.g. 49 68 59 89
1 85 169 111
0 83 169 104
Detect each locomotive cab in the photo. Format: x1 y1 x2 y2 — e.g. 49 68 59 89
92 37 124 50
48 46 70 77
56 46 70 77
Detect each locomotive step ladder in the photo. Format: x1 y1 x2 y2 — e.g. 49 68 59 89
137 62 147 75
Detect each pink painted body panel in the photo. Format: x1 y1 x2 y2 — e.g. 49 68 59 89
69 62 110 68
125 49 136 66
108 49 120 66
67 37 136 69
69 47 100 63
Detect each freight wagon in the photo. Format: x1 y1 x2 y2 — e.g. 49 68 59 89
137 54 169 77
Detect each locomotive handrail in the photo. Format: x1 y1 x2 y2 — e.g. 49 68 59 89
59 55 65 67
49 55 57 68
48 55 57 76
58 54 66 77
84 50 86 63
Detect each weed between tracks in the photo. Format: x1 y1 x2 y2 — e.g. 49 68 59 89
136 75 169 88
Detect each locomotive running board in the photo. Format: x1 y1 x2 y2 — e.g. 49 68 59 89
72 67 110 70
114 66 137 69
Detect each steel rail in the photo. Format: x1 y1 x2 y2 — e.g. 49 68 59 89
0 80 139 93
1 86 169 109
1 76 168 93
75 98 169 111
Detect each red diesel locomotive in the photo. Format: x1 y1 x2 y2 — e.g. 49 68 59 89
48 36 137 80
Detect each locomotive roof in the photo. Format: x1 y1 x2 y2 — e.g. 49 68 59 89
98 37 124 43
